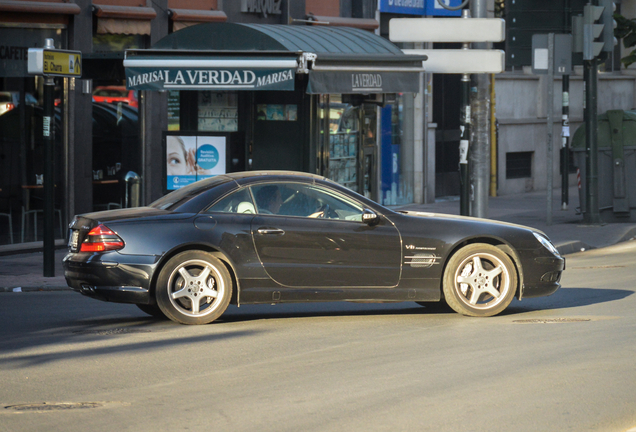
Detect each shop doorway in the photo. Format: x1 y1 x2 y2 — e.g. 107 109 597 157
315 94 378 201
250 88 309 172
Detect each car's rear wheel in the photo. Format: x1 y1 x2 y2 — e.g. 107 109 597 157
136 303 166 319
156 251 232 325
443 243 517 317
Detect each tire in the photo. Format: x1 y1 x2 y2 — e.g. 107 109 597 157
442 243 517 317
136 303 167 319
155 251 232 325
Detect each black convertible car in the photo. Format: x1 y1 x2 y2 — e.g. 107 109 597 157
63 171 564 324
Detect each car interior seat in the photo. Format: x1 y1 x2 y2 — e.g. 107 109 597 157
236 201 255 214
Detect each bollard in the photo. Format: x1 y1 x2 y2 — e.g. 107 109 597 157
124 171 140 208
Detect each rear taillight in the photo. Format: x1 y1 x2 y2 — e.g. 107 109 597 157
4 102 15 111
80 224 124 252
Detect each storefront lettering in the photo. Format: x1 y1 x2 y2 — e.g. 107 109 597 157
127 69 261 88
351 73 383 90
0 45 29 60
256 70 294 87
387 0 424 6
241 0 282 18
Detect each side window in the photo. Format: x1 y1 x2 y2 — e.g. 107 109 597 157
251 183 363 221
206 188 255 214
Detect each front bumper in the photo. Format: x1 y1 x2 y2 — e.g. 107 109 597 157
519 253 566 299
63 251 159 304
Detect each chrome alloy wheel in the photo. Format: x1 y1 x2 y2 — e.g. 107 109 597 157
167 259 226 317
453 252 511 310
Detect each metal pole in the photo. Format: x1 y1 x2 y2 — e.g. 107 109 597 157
561 74 570 210
43 39 56 277
546 33 555 226
459 9 471 215
460 73 470 216
584 58 601 223
490 73 497 197
469 0 490 218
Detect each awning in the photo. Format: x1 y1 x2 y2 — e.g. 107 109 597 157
168 9 227 32
0 0 80 14
92 4 157 35
124 23 425 94
301 14 379 31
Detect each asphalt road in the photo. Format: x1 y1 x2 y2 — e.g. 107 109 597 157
1 242 635 432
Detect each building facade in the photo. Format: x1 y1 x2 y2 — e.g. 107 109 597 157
2 0 636 248
0 0 427 247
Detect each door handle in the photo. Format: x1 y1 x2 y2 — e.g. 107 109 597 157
257 228 285 235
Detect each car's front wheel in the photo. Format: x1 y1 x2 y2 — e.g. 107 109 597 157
156 251 232 325
443 243 517 317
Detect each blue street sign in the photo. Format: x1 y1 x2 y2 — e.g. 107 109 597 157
379 0 462 17
379 0 426 15
425 0 462 17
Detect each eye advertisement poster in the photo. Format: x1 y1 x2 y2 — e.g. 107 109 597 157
166 135 226 190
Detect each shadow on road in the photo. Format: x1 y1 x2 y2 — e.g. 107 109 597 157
0 327 263 368
505 287 633 314
1 287 631 368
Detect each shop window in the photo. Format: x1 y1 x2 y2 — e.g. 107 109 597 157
506 151 533 179
198 91 237 132
168 91 180 131
325 95 360 192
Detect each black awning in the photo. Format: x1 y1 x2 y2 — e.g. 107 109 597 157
124 23 425 94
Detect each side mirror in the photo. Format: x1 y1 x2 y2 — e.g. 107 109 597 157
362 209 380 225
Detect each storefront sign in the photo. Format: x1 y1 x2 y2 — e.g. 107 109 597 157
125 67 295 91
0 28 64 77
241 0 282 18
307 71 420 94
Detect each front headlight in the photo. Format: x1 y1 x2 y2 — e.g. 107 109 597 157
533 232 560 256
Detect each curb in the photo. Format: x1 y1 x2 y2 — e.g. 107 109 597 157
555 241 594 256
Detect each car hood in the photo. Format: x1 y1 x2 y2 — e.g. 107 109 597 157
396 210 547 237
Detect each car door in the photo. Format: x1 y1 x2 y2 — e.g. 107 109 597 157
250 182 401 288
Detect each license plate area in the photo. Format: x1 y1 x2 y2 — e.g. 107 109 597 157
68 229 79 251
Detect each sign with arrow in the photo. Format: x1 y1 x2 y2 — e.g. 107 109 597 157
28 48 82 77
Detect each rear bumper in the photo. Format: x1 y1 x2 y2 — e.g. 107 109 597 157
63 251 159 305
72 284 150 304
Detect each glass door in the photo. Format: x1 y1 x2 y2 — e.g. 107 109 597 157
320 95 360 192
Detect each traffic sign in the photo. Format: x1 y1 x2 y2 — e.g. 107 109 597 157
531 34 572 75
389 18 505 43
402 49 506 74
28 48 82 77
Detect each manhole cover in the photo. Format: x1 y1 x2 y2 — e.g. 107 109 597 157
5 402 102 412
513 318 591 324
74 328 151 336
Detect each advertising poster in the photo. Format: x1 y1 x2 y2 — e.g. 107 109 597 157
166 135 226 190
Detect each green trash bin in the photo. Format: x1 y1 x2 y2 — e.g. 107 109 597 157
571 109 636 222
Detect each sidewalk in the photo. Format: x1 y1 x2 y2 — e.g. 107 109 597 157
1 186 635 291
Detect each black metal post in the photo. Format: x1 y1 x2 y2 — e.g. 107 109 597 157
43 75 56 276
561 74 570 210
459 74 470 216
584 58 601 223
